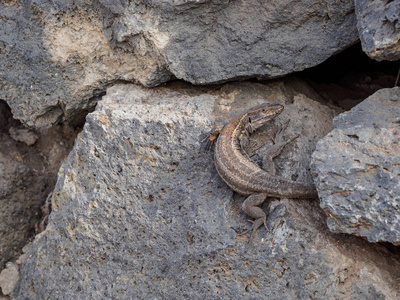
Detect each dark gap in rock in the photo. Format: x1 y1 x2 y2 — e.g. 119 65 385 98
0 99 82 266
302 43 399 83
298 42 400 110
67 105 96 129
0 100 21 133
378 242 400 256
65 88 105 129
346 134 359 140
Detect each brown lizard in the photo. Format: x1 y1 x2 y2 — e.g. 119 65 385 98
208 103 318 240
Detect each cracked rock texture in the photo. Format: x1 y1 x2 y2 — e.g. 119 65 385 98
311 88 400 244
0 0 357 128
355 0 400 61
14 82 400 299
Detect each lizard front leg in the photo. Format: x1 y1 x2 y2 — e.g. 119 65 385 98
239 192 268 240
262 120 298 175
238 132 263 159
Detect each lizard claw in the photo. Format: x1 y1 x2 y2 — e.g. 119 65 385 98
237 220 253 236
201 132 218 151
201 123 225 151
237 217 268 242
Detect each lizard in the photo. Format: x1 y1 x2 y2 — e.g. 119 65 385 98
207 103 318 240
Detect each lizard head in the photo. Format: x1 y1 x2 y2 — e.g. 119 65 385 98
246 103 284 132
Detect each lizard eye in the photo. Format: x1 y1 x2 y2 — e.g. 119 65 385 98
262 109 267 113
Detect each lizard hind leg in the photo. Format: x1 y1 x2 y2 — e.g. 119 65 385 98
238 193 269 240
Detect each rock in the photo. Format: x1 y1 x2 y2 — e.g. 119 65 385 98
9 127 39 146
355 0 400 61
0 102 79 266
112 0 358 85
16 244 30 266
0 262 19 296
0 0 358 128
311 87 400 244
0 146 38 266
15 254 27 266
14 82 400 299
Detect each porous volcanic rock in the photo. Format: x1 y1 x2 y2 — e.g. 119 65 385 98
0 0 357 128
14 82 400 299
355 0 400 61
312 87 400 244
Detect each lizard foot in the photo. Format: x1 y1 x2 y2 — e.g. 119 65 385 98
262 120 299 175
238 217 268 241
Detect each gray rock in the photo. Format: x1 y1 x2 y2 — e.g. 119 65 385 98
0 262 19 296
111 0 358 85
0 0 358 128
355 0 400 61
0 1 172 129
14 82 400 299
311 87 400 244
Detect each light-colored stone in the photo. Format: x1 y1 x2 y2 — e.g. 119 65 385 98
15 254 27 266
0 262 19 296
312 87 400 244
9 127 39 146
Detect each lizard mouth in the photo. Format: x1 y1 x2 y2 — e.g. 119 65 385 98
267 103 284 114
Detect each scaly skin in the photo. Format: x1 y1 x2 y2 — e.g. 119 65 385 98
213 103 317 239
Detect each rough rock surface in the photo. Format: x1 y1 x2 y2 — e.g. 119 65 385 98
14 82 400 299
0 101 79 266
0 0 358 128
355 0 400 61
311 88 400 244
